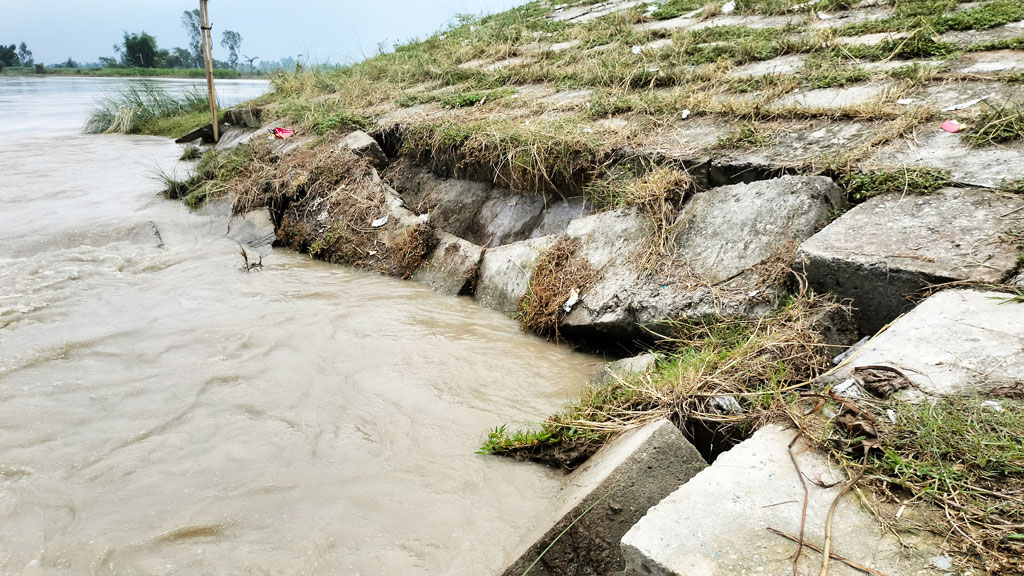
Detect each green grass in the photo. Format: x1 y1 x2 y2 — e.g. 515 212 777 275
860 396 1024 572
837 167 951 202
157 145 252 208
84 80 211 135
964 101 1024 146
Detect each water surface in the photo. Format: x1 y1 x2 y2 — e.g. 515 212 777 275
0 77 597 575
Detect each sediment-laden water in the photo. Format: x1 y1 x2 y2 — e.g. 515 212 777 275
0 77 597 575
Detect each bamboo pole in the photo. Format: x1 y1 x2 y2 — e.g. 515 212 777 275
200 0 219 142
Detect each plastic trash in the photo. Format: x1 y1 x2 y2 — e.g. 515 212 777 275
940 119 963 133
816 10 832 19
941 93 995 112
722 0 736 13
680 109 691 119
896 98 914 105
631 45 643 55
371 214 389 228
269 127 296 139
562 288 580 313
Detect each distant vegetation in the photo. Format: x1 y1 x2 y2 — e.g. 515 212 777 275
1 9 296 76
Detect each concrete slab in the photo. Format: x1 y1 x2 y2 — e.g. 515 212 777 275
552 0 645 23
536 89 594 109
713 119 878 175
866 126 1024 189
834 31 911 46
798 187 1024 333
952 49 1024 74
774 82 893 110
411 231 484 295
727 54 806 78
485 56 537 72
501 419 707 576
940 20 1024 47
827 289 1024 396
636 16 697 32
912 80 1023 111
622 425 943 576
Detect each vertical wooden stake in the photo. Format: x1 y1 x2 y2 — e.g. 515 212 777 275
200 0 219 142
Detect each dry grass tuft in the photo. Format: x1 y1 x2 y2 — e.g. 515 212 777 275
519 236 600 341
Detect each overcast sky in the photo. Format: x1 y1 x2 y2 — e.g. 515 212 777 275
2 0 530 65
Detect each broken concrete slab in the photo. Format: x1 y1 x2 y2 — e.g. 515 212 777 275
341 130 388 169
865 126 1024 189
411 231 484 295
674 175 844 284
501 419 707 576
621 424 942 576
798 187 1024 334
825 289 1024 396
475 235 558 317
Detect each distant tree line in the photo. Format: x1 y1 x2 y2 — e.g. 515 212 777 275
3 10 301 74
0 42 33 70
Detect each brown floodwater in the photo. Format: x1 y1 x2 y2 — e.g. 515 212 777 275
0 77 598 575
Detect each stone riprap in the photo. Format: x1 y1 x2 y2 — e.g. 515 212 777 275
621 425 943 576
798 187 1023 333
411 231 484 295
501 419 707 576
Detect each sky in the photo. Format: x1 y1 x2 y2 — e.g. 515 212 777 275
1 0 531 66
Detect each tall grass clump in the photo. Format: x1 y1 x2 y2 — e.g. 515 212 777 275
84 81 210 135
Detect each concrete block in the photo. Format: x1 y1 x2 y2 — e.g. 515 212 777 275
475 235 558 317
798 187 1023 333
595 353 658 384
674 175 844 283
411 232 484 295
622 425 942 576
341 130 388 169
226 208 276 248
501 420 707 576
826 289 1024 396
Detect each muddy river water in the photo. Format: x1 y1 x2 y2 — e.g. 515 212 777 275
0 77 598 575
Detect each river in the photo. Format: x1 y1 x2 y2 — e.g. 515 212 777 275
0 77 597 575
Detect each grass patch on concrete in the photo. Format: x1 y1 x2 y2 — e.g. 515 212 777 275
837 166 951 202
483 292 850 469
806 394 1024 574
964 101 1024 146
